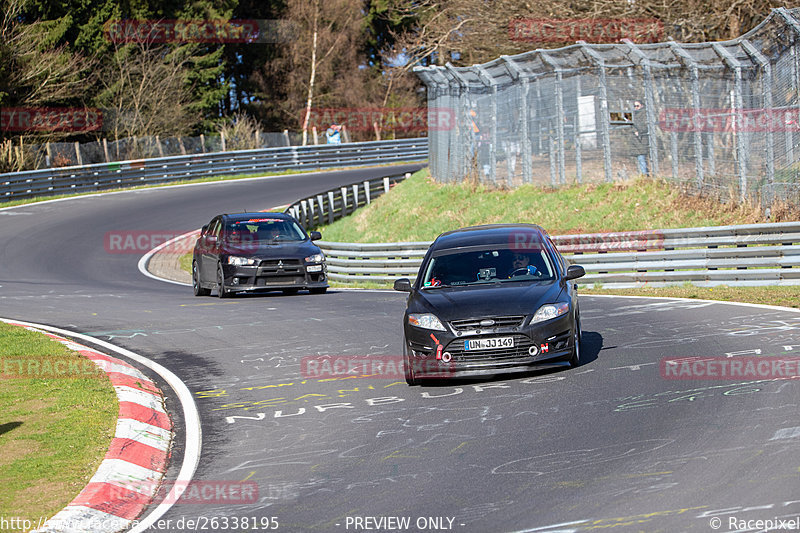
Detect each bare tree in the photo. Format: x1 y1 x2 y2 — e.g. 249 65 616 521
385 0 797 68
0 0 96 110
261 0 364 144
96 39 200 141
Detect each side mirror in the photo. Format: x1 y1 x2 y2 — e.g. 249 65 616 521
206 235 218 246
393 278 413 292
565 264 586 280
201 224 209 235
309 231 322 241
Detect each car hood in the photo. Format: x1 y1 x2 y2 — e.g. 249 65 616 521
221 240 320 259
409 281 565 320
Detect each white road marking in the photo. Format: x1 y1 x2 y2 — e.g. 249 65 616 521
0 318 202 533
770 427 800 440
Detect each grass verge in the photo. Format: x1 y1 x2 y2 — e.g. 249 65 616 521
0 323 117 526
317 168 792 243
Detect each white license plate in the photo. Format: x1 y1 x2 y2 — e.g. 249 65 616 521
464 337 514 351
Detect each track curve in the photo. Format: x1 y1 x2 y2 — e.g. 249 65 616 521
2 164 799 533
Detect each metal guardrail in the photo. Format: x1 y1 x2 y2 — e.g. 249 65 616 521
0 138 427 202
317 222 800 288
285 173 411 230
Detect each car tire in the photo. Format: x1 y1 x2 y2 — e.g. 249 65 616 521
192 261 211 297
217 264 230 298
309 287 327 295
569 313 581 367
282 288 299 295
403 341 417 385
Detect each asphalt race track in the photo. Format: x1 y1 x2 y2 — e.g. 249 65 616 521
2 164 800 533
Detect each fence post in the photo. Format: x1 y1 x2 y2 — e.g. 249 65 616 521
714 43 747 201
574 74 582 183
327 191 335 224
383 176 390 193
283 129 290 146
445 64 470 183
502 56 533 185
670 42 705 188
352 184 359 208
541 53 566 185
475 65 498 186
74 142 83 166
579 42 613 182
363 180 371 204
742 39 775 205
624 40 659 177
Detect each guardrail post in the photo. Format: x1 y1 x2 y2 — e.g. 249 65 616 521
363 180 371 204
300 199 308 228
316 194 325 226
308 196 317 227
340 186 348 216
327 191 335 224
383 177 390 193
352 184 359 208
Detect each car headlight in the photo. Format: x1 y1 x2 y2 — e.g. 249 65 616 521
305 253 324 263
531 302 570 324
227 256 257 266
408 313 446 331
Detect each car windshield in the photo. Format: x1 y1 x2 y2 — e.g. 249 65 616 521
225 218 306 244
420 246 556 288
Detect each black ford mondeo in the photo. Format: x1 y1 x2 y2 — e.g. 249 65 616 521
394 224 585 384
192 212 328 297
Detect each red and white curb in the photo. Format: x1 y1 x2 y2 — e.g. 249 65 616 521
1 319 201 533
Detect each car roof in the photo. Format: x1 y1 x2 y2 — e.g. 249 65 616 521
431 224 549 251
222 212 292 222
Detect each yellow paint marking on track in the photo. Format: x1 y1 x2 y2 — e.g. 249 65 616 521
241 471 256 482
622 471 674 478
449 442 469 453
382 449 420 461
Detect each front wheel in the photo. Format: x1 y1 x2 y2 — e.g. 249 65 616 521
403 342 417 385
193 261 210 296
569 314 581 367
217 264 230 298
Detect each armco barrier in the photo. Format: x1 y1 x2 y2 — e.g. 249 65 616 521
316 222 800 288
0 138 427 202
285 173 410 229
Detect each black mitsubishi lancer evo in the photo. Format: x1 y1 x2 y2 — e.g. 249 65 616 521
394 224 585 385
192 212 328 297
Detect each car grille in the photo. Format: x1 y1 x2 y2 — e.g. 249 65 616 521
445 334 535 364
258 275 305 286
449 315 525 331
258 259 303 274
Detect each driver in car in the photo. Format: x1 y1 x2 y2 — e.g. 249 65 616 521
508 252 538 278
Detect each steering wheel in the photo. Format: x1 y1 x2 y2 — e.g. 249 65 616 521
510 267 541 278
